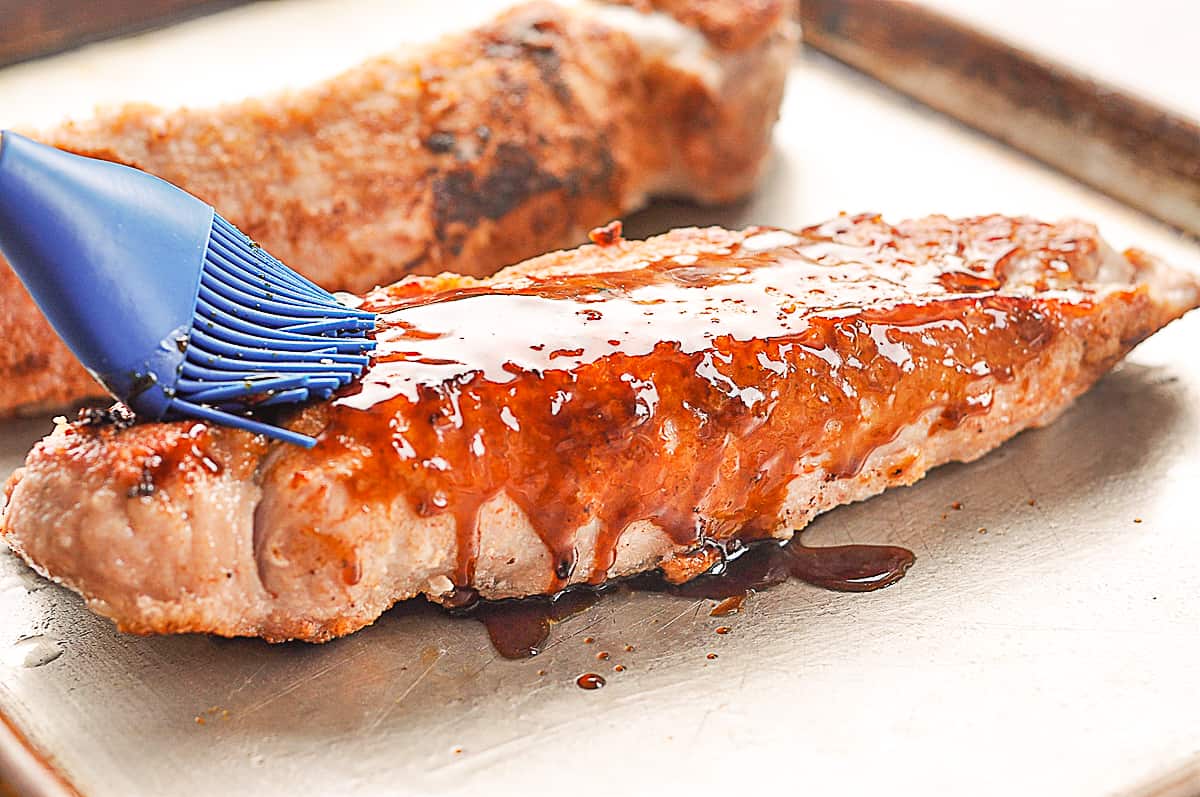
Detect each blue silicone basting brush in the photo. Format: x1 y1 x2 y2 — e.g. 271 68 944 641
0 132 376 448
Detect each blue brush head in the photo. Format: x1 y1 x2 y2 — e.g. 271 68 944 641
0 132 375 447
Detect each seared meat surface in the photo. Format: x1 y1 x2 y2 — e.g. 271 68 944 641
0 0 795 416
4 214 1197 642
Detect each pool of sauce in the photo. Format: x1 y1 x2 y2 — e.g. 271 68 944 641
460 534 916 660
285 214 1099 600
457 588 599 659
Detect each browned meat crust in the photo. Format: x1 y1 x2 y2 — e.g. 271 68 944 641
0 0 795 417
6 214 1194 643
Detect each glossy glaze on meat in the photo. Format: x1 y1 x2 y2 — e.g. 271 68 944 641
3 215 1197 642
0 0 795 417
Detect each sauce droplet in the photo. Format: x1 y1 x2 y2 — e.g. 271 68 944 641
785 542 915 592
576 673 606 690
469 591 598 659
710 594 747 617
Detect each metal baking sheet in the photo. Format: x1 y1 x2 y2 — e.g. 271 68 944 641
0 0 250 70
799 0 1200 237
2 2 1200 795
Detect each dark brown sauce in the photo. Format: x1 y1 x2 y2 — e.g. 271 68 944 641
786 542 915 591
458 534 914 659
576 673 606 690
464 589 599 659
635 537 914 598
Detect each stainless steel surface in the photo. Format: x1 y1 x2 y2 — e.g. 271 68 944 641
2 3 1200 795
800 0 1200 237
923 0 1200 122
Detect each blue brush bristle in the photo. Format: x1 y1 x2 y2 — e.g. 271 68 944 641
166 215 376 447
0 133 376 448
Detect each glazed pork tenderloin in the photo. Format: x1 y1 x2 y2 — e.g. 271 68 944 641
3 214 1197 642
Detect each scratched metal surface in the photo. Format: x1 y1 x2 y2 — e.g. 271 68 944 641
2 4 1200 796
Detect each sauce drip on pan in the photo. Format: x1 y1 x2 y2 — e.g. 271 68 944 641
459 589 599 659
640 537 915 598
284 215 1089 597
461 534 915 659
